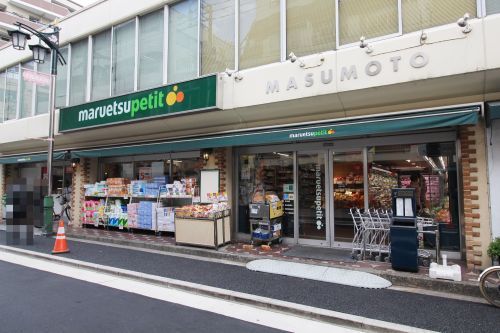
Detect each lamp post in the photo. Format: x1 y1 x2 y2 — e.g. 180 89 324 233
8 22 66 236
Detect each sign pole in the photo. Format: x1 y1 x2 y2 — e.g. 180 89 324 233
43 49 58 236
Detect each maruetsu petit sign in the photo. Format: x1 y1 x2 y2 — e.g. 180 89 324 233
58 75 217 132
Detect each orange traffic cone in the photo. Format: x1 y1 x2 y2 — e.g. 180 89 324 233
52 220 70 254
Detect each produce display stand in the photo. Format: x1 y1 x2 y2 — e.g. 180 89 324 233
174 209 231 250
83 190 194 234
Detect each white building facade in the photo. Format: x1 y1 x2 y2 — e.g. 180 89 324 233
1 0 500 270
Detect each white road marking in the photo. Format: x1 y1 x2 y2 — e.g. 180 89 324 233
0 251 362 333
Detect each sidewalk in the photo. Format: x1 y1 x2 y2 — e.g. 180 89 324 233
64 225 480 296
0 230 498 333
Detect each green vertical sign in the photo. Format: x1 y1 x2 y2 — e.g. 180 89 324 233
59 75 217 132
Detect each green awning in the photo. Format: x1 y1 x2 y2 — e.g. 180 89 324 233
486 101 500 127
73 106 480 158
0 151 68 165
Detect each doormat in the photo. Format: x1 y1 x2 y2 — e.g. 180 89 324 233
283 246 356 262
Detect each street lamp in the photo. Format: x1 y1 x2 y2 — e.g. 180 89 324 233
8 22 67 236
7 29 31 50
29 44 50 64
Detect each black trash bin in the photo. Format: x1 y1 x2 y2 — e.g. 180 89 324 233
390 188 418 272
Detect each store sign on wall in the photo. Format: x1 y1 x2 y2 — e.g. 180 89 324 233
59 75 217 132
265 52 429 94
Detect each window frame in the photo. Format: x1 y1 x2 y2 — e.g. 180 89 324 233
335 0 402 49
0 69 6 123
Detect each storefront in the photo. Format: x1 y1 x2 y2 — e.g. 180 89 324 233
0 152 74 226
58 102 477 257
236 128 463 253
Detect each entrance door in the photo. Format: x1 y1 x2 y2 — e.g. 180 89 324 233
330 150 365 247
297 151 328 246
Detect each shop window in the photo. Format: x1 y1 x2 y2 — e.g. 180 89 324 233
368 142 460 251
102 158 204 184
201 0 235 75
168 0 198 84
486 0 500 15
112 19 136 95
402 0 476 34
69 39 88 106
238 152 294 236
55 46 68 108
333 151 364 243
91 29 111 101
287 0 336 56
338 0 400 46
4 65 19 121
170 158 204 181
239 0 281 70
0 70 5 122
20 61 34 118
138 10 164 90
35 60 50 115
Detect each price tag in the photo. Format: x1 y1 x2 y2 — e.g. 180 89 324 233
94 219 99 227
119 224 123 230
251 208 258 214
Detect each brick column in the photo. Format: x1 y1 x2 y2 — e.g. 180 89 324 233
71 158 99 227
214 148 227 193
460 122 491 270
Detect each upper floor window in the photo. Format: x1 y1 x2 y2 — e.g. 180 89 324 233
112 19 136 95
5 66 19 121
338 0 400 46
20 61 35 118
0 70 5 123
239 0 281 70
402 0 476 33
91 29 111 101
287 0 336 56
35 60 50 115
69 39 88 106
486 0 500 15
139 10 164 89
55 46 69 108
201 0 235 75
168 0 199 83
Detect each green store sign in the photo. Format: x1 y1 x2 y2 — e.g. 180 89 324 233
59 75 217 132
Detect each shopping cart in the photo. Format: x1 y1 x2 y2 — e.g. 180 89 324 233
350 208 391 261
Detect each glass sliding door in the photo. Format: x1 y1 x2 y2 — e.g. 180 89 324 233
332 151 364 244
297 152 327 243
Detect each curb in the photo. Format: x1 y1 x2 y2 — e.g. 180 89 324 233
0 245 436 333
66 232 481 298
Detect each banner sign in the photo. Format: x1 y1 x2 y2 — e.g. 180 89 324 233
59 75 217 132
23 69 51 86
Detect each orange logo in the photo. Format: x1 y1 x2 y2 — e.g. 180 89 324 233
166 85 185 106
327 129 335 135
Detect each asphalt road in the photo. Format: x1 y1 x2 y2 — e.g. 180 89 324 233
2 231 500 332
0 260 285 333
